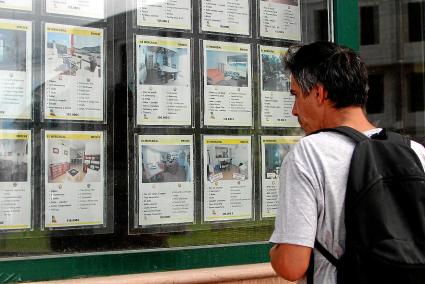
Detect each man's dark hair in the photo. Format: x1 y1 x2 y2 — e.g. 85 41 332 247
284 41 369 108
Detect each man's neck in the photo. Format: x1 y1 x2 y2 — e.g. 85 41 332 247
323 106 375 132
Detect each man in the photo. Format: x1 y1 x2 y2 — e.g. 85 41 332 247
269 41 425 283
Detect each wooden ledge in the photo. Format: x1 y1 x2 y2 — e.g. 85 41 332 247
30 263 292 284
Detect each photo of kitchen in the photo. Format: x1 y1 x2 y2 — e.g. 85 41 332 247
0 139 28 182
141 145 191 183
47 138 101 183
206 144 249 181
138 45 189 86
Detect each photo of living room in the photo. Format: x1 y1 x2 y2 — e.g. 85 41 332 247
264 143 292 179
141 145 191 183
206 50 248 87
206 144 249 181
0 139 28 182
47 138 101 183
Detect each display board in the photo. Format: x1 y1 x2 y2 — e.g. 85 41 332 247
201 0 250 36
136 0 192 30
45 0 106 19
43 130 106 229
259 45 299 127
259 0 301 41
202 40 253 127
137 135 194 226
128 0 306 234
0 0 32 11
260 135 300 218
43 23 105 122
0 129 32 231
135 36 192 126
0 20 32 120
202 135 253 222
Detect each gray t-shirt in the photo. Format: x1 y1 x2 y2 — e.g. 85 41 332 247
269 130 425 284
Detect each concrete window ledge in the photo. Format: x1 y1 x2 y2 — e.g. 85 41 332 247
29 263 293 284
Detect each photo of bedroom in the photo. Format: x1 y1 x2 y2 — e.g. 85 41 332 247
47 139 101 183
206 144 249 181
0 139 28 182
138 45 189 86
264 143 292 179
0 28 26 72
206 50 248 87
262 52 290 92
46 29 102 78
141 145 191 183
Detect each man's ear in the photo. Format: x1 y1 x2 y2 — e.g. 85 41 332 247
314 84 327 105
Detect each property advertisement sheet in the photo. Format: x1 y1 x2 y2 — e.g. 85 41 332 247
0 0 32 11
137 0 191 30
259 0 301 41
0 130 31 230
44 23 104 121
136 36 191 126
0 20 32 120
44 131 105 228
46 0 106 19
203 136 252 222
260 46 298 127
261 135 299 218
203 41 252 126
201 0 250 35
138 135 194 226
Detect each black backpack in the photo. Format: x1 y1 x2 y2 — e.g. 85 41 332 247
308 126 425 284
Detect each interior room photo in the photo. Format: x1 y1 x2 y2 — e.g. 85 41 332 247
0 139 28 182
206 144 249 181
47 139 101 183
141 145 191 183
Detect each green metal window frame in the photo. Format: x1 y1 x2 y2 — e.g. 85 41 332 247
0 0 359 282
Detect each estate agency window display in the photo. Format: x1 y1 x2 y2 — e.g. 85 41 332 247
129 0 303 234
0 0 113 237
0 0 311 247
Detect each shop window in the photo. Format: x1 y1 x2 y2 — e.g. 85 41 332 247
314 9 328 41
408 1 425 42
366 74 384 114
360 6 380 45
409 72 425 112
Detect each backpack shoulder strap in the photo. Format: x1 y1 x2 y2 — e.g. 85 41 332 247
312 126 368 143
314 240 340 268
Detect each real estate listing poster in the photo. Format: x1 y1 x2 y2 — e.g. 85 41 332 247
201 0 250 35
137 0 192 30
260 45 298 127
203 136 252 222
44 23 104 121
0 130 31 230
138 135 194 226
0 0 32 11
136 36 191 126
203 41 252 126
259 0 301 41
261 135 299 218
46 0 106 19
0 20 32 120
44 130 105 228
